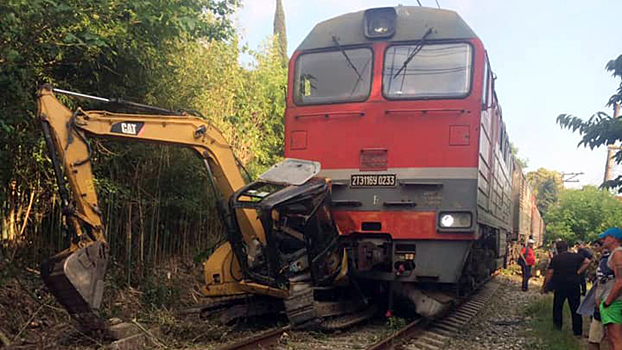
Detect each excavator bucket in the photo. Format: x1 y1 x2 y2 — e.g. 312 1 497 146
41 242 109 315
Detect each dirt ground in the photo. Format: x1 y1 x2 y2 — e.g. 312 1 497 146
0 257 262 349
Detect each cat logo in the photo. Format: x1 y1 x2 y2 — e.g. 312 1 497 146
121 123 137 134
110 122 144 136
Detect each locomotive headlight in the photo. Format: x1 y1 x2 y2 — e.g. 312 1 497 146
364 7 397 39
439 212 472 228
440 214 454 227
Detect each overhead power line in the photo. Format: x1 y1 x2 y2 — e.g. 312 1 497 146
561 172 583 183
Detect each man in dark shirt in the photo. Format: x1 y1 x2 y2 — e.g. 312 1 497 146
577 241 594 296
541 240 592 336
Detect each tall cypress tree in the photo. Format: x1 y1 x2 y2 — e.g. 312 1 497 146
273 0 288 65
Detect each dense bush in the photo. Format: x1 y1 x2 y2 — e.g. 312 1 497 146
0 1 287 280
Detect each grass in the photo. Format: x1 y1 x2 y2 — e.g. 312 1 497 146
523 294 583 350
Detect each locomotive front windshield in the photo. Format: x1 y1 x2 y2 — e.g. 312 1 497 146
383 43 472 99
294 48 373 105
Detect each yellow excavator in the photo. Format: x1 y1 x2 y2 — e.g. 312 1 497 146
36 85 370 331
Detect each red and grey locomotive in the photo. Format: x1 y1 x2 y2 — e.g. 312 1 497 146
284 6 516 316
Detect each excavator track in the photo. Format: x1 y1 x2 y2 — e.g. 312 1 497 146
181 293 284 325
181 294 254 315
284 285 319 329
284 283 375 331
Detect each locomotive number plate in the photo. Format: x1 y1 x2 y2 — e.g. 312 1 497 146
350 174 396 187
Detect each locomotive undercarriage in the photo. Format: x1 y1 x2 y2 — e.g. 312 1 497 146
342 224 504 319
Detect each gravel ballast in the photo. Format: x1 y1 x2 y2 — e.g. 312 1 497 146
446 275 548 350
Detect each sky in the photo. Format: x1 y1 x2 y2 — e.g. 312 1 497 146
234 0 622 188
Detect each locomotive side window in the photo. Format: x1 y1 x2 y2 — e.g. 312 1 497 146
294 48 373 105
482 55 491 107
383 43 472 99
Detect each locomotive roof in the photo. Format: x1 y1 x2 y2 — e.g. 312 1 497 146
296 6 478 51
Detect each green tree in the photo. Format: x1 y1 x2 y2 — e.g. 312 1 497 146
273 0 288 65
526 168 564 217
0 0 289 271
557 54 622 191
544 186 622 244
510 142 529 169
0 0 240 260
156 36 287 175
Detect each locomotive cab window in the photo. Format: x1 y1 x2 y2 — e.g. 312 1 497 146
383 43 472 99
294 48 373 105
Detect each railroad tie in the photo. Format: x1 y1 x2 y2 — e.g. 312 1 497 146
437 318 465 328
422 331 449 341
400 280 500 350
418 334 445 346
405 341 441 350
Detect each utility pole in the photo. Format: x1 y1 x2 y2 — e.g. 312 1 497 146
604 102 621 182
273 0 288 66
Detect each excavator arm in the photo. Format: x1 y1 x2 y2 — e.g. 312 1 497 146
37 85 346 326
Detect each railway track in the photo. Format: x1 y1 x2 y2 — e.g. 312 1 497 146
216 278 499 350
368 279 499 350
218 326 291 350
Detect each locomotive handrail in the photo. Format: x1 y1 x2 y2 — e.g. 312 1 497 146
295 111 365 120
331 199 363 207
383 200 416 207
399 181 444 187
385 108 469 115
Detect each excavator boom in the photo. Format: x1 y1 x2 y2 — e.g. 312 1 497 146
36 85 346 328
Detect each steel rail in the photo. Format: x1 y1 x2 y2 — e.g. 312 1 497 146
365 318 427 350
218 325 290 350
364 277 499 350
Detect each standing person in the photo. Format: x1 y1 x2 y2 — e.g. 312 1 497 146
577 241 594 296
599 227 622 350
587 239 613 350
519 239 537 291
541 240 591 337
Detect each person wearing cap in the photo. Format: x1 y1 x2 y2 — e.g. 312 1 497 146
519 239 537 291
541 240 592 337
598 227 622 350
587 239 613 350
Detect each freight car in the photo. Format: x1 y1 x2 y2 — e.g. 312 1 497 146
511 163 545 247
284 6 537 317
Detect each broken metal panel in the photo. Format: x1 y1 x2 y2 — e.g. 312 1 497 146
259 158 321 186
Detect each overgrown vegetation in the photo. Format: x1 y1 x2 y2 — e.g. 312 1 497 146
0 0 287 277
526 168 564 218
0 257 239 348
522 295 582 350
544 185 622 243
558 53 622 191
0 2 289 345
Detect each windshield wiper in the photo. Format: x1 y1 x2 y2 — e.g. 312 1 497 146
392 28 433 79
332 36 362 82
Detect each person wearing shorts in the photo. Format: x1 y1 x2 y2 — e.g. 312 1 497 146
598 227 622 350
589 317 604 348
588 239 612 350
